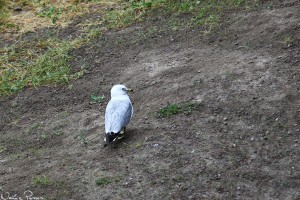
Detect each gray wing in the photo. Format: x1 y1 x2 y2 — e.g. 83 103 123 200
105 99 133 133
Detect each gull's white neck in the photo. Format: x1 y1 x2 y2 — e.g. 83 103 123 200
111 94 130 100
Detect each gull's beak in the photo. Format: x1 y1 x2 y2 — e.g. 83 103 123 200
127 88 134 93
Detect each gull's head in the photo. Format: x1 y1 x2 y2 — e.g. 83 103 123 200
111 84 133 98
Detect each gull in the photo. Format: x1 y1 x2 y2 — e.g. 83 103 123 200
104 84 133 146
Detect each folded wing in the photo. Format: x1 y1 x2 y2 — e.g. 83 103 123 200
105 99 133 133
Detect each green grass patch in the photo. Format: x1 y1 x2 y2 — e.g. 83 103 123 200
0 38 84 95
0 0 8 27
32 175 51 187
158 102 199 118
35 4 63 24
78 132 88 145
104 0 165 28
172 175 185 183
0 145 6 154
0 0 6 9
104 0 259 30
96 177 111 186
282 35 293 46
159 103 180 117
0 0 117 31
135 142 142 148
91 94 105 103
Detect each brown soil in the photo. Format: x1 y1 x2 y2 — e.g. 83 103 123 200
1 1 299 199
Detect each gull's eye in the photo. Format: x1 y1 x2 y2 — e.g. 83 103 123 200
122 87 127 91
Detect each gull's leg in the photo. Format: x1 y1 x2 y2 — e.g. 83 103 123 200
118 127 126 139
120 127 126 134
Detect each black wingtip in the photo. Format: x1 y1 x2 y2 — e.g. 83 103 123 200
104 132 119 146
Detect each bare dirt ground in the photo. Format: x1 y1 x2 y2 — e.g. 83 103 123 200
1 1 300 199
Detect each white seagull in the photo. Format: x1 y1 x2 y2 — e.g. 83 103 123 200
104 84 133 146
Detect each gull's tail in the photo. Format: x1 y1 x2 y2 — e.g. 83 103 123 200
104 132 119 147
